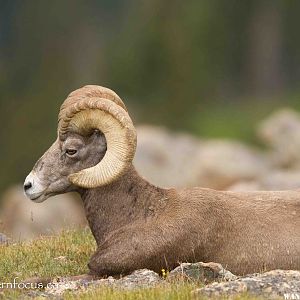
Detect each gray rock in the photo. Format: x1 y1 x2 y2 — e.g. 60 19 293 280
227 181 262 191
192 270 300 299
257 108 300 168
194 140 268 189
134 125 204 188
45 269 161 296
228 170 300 191
34 266 300 299
116 269 162 289
135 125 267 189
168 262 237 283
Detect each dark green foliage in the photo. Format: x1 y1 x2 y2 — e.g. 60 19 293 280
1 1 300 193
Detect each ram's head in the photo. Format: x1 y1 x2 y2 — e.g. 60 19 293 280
24 85 137 202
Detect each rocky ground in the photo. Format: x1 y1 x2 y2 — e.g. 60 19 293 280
24 262 300 299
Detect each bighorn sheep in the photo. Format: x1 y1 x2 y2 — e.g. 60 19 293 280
24 85 300 276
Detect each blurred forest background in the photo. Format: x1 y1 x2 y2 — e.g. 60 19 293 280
1 0 300 194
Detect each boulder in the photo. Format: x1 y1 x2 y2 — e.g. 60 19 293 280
257 108 300 168
44 269 162 296
194 140 268 189
168 262 237 283
135 125 267 189
192 270 300 299
134 125 203 188
115 269 162 289
28 263 300 299
228 170 300 191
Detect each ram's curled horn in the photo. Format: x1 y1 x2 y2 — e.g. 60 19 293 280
58 85 137 188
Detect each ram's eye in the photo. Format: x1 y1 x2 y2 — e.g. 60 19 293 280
66 149 77 156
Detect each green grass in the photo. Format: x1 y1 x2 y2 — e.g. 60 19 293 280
64 286 264 300
0 229 263 299
0 228 95 282
65 283 198 300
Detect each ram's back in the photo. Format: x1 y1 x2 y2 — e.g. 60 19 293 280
173 187 300 274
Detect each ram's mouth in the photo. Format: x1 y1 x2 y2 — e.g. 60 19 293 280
30 194 42 201
31 192 56 203
26 190 54 203
26 191 43 201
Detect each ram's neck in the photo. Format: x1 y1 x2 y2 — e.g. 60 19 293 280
80 165 169 245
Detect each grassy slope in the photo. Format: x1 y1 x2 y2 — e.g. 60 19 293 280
0 229 262 299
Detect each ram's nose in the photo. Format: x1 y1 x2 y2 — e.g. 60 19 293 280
24 181 32 191
24 173 34 193
23 172 46 201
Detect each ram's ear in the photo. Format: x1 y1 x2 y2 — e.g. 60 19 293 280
89 129 107 148
93 129 102 136
85 129 102 140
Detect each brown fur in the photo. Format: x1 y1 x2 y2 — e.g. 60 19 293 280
79 165 300 276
